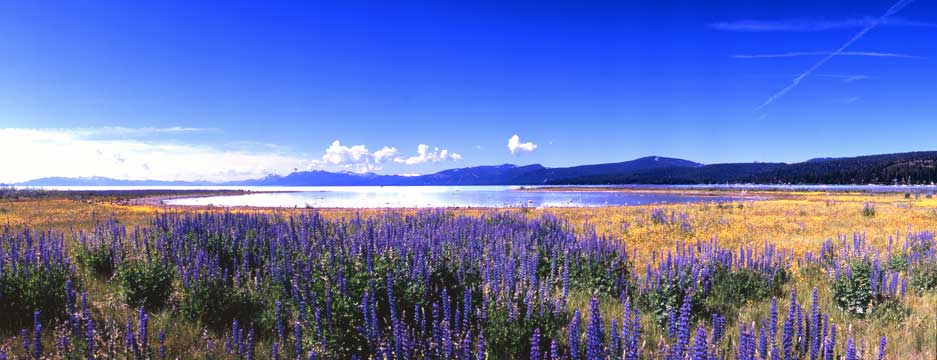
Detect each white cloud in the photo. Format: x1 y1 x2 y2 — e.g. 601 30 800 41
320 140 370 166
372 146 400 163
0 128 309 183
0 128 467 182
507 134 537 155
310 141 461 172
397 144 462 165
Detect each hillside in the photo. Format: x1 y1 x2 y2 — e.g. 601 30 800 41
14 151 937 186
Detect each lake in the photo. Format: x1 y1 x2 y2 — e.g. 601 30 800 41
25 184 935 208
157 186 746 208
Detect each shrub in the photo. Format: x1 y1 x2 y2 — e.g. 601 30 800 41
871 299 909 323
861 203 876 217
484 301 567 357
0 231 76 328
76 245 120 276
910 262 937 292
886 254 908 272
116 259 175 310
704 266 787 320
832 260 905 317
0 264 74 327
181 277 267 331
833 261 873 315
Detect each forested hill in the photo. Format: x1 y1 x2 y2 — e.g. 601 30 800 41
15 151 937 186
551 151 937 185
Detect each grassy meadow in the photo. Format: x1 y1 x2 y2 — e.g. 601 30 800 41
0 190 935 359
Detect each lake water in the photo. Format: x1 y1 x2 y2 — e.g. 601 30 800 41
157 186 744 208
26 184 935 208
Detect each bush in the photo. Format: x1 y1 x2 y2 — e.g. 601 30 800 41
484 301 567 357
181 277 267 331
833 261 873 315
558 253 631 297
832 259 906 318
704 266 787 320
871 299 909 323
862 203 876 217
911 262 937 292
0 264 74 328
0 232 76 328
116 259 175 310
886 254 908 272
76 245 120 276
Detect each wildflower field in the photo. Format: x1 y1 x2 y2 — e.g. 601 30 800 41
0 191 935 359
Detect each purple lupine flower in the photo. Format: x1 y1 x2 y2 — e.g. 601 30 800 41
462 331 473 360
769 298 778 346
1 349 6 360
585 297 605 360
125 315 136 351
738 323 754 360
22 328 30 354
33 311 42 359
626 311 642 360
667 306 678 338
294 322 303 358
247 328 255 360
569 309 582 360
609 319 620 357
824 324 836 360
692 326 708 360
674 294 693 359
782 317 793 360
877 335 886 360
550 339 559 360
758 322 767 360
530 328 541 360
66 279 75 314
845 337 856 360
712 313 726 344
476 331 486 360
276 301 285 343
139 307 148 354
562 255 570 308
159 329 166 359
86 317 95 359
59 333 70 354
810 289 821 360
273 342 280 360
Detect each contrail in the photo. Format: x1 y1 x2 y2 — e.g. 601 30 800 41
756 0 917 110
733 51 921 59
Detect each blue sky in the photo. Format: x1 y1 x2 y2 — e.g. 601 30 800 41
0 0 935 182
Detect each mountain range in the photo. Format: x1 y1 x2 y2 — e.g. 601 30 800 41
9 151 937 187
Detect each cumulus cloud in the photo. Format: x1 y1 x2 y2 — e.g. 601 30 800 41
507 134 537 155
310 141 461 172
371 146 401 163
0 128 467 182
397 144 462 165
0 128 309 183
320 140 370 166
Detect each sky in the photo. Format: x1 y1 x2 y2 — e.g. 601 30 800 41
0 0 935 183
